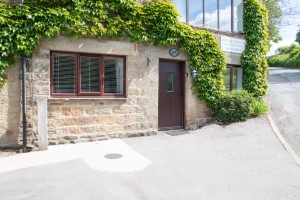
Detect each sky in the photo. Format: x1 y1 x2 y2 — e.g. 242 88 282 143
267 0 300 56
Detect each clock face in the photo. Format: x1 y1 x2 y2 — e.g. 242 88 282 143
169 48 180 57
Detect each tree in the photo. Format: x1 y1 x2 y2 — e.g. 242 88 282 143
262 0 282 43
296 30 300 45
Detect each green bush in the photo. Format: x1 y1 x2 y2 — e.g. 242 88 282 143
268 44 300 68
251 100 268 116
276 44 297 54
216 90 255 124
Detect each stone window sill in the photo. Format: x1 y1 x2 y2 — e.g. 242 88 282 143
49 97 127 100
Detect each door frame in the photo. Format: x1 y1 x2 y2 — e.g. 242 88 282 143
158 59 186 130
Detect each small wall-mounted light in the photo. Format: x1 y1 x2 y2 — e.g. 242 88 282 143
147 58 151 66
191 69 197 79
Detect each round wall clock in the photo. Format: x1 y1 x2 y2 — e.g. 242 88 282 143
169 48 180 57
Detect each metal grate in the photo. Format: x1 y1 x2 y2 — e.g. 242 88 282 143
104 153 123 159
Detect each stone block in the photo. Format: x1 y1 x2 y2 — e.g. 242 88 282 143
100 115 115 125
106 125 124 132
93 136 108 141
33 73 49 81
128 106 143 114
124 123 137 130
127 132 141 138
61 107 71 116
137 98 148 106
96 107 112 115
107 133 123 139
48 107 61 117
64 100 80 106
100 100 116 106
128 88 140 96
33 86 49 96
75 117 92 126
81 126 96 133
49 134 61 140
55 118 76 126
140 89 148 96
95 125 106 132
0 98 8 105
85 106 96 115
49 101 69 106
112 106 128 114
58 141 67 145
71 139 90 144
68 127 83 134
32 60 49 74
48 140 58 145
62 135 78 140
56 127 69 134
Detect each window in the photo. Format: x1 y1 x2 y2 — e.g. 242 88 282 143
189 0 203 26
223 65 243 91
51 52 125 97
219 0 232 32
104 57 124 94
173 0 243 32
233 0 244 32
204 0 218 30
173 0 187 22
167 72 174 92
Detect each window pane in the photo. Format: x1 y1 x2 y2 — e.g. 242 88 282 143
167 72 174 92
232 67 243 89
80 56 100 93
189 0 203 26
104 57 124 94
223 67 231 92
53 54 76 94
219 0 231 31
204 0 218 29
173 0 187 22
234 0 243 32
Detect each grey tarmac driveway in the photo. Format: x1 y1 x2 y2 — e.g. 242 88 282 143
1 117 300 200
268 67 300 157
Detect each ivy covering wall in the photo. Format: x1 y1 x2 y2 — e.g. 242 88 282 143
242 0 270 98
0 0 269 112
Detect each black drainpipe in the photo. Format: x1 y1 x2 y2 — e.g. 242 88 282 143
21 57 27 153
20 0 27 153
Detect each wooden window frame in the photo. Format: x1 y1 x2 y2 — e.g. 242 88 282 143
50 51 126 98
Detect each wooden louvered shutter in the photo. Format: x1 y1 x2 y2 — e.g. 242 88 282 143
80 56 100 93
52 54 76 94
104 57 124 94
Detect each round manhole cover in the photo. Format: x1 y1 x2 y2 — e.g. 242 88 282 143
104 153 123 159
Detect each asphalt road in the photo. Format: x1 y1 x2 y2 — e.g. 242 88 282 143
268 67 300 157
0 117 300 200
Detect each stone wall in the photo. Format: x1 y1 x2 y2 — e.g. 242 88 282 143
184 73 213 129
0 63 21 147
24 37 197 145
0 32 245 147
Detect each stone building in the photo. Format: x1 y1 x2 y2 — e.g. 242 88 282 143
0 0 246 147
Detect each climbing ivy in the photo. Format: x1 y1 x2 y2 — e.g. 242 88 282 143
242 0 270 98
0 0 269 112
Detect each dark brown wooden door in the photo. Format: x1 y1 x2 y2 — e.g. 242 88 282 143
158 60 184 130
